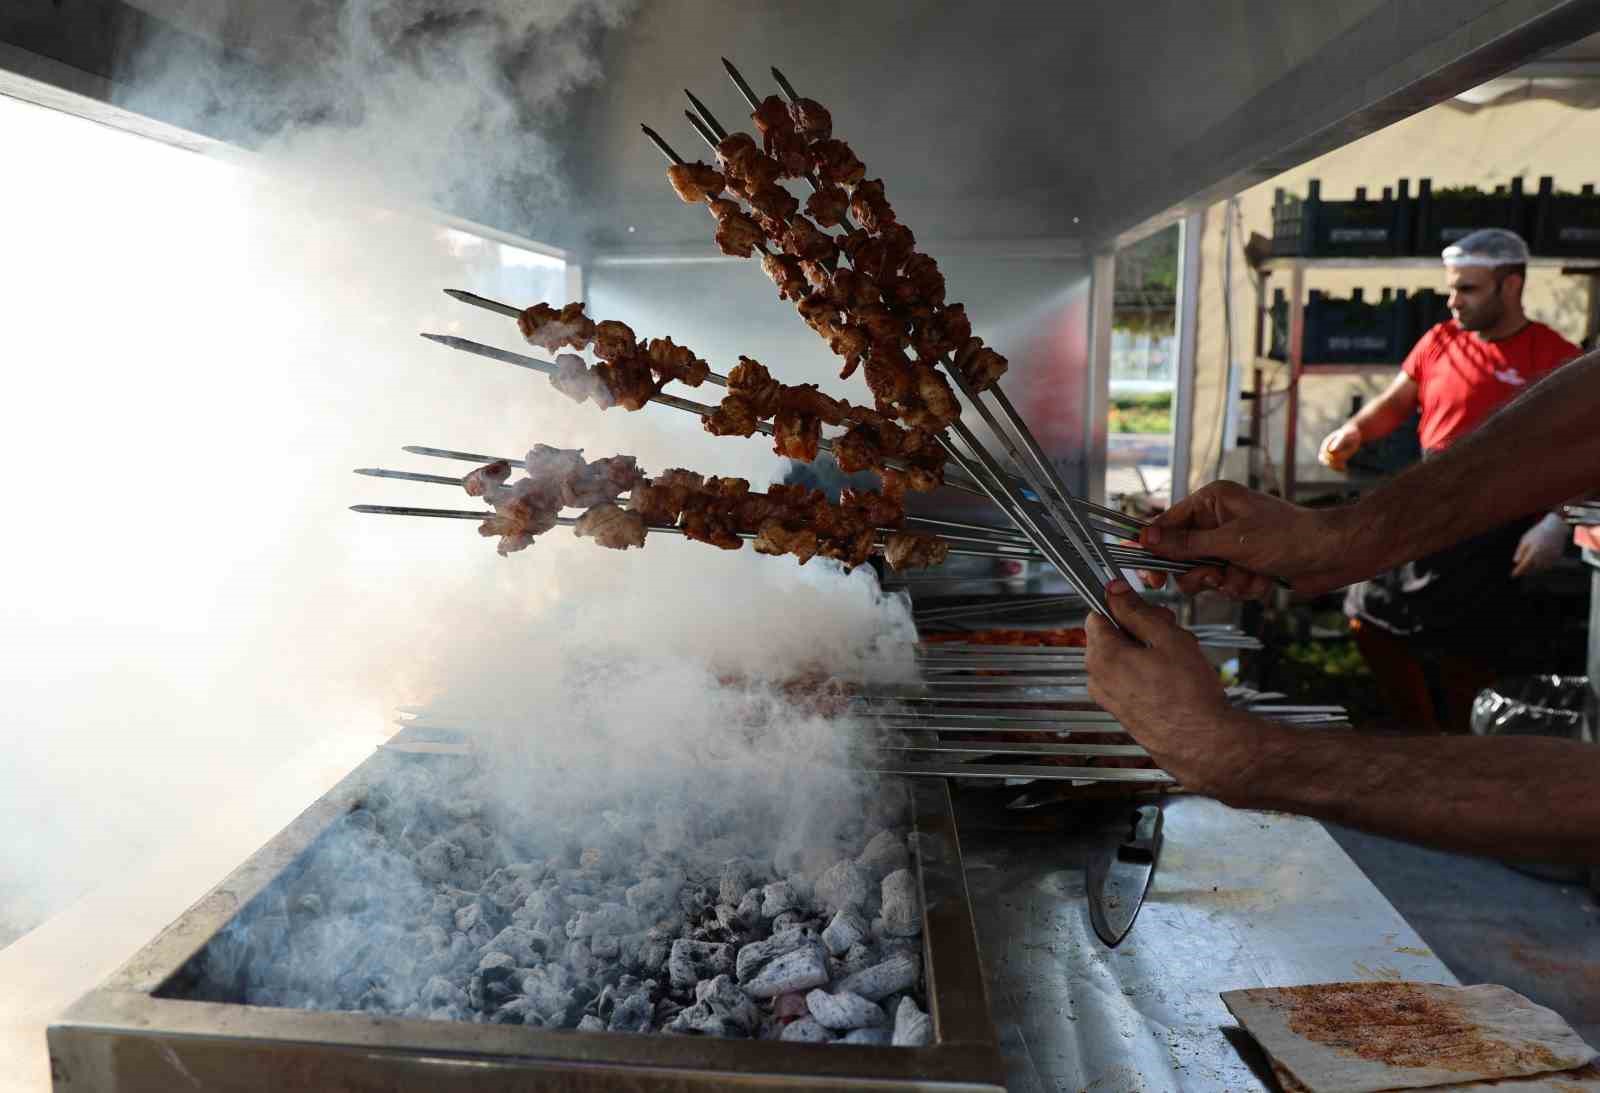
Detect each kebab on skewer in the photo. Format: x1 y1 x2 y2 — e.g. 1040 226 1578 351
517 300 947 492
466 445 949 572
663 95 1010 417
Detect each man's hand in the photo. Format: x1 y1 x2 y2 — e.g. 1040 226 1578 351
1085 581 1277 799
1511 512 1568 578
1318 423 1363 471
1137 481 1368 599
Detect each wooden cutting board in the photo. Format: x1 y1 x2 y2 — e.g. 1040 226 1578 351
1221 982 1598 1093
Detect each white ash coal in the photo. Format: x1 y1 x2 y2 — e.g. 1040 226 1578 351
171 756 933 1045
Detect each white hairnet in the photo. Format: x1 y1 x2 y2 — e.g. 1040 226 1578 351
1441 228 1530 267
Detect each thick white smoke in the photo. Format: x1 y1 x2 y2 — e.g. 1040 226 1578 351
0 0 917 963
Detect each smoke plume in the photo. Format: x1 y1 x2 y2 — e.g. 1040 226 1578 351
0 0 916 963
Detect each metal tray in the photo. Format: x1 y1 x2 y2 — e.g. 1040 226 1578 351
48 729 1004 1091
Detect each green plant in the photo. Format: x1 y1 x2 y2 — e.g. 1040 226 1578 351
1107 391 1173 434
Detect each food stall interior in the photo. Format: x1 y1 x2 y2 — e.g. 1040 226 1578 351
3 2 1600 1091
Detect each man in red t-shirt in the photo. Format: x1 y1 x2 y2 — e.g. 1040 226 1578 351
1316 228 1580 733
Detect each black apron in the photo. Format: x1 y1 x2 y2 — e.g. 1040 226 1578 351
1345 511 1536 653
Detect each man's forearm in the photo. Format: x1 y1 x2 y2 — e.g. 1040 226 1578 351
1347 381 1415 443
1222 721 1600 862
1352 350 1600 572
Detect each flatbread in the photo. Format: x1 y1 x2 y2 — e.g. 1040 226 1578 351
1221 982 1597 1093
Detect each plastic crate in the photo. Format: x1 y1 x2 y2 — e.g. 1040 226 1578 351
1532 176 1600 256
1269 288 1411 365
1413 177 1530 256
1271 179 1413 257
1410 288 1451 343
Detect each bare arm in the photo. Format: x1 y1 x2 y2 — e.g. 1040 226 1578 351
1086 585 1600 862
1348 372 1419 444
1143 349 1600 595
1356 349 1600 571
1226 719 1597 861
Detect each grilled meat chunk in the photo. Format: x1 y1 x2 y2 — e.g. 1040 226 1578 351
850 179 895 234
463 460 512 497
708 199 764 258
518 302 595 352
771 407 821 462
805 185 849 228
643 337 710 387
954 336 1009 391
666 162 726 204
704 393 760 438
788 98 832 140
811 139 865 187
884 532 950 571
781 216 838 264
573 503 646 550
762 253 807 301
754 519 819 564
592 320 637 362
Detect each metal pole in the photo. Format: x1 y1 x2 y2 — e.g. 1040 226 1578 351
1282 259 1305 500
1087 252 1116 506
1169 212 1203 503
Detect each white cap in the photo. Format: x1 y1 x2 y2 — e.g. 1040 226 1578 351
1441 227 1530 267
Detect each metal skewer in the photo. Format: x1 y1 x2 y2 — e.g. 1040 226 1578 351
355 465 1046 556
349 503 1050 564
693 63 1119 622
760 61 1125 590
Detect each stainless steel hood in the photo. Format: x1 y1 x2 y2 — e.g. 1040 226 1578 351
6 0 1600 252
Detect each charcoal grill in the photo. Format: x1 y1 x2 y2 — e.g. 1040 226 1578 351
48 726 1004 1092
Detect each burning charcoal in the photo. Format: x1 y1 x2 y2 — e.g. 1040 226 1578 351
780 1016 833 1043
467 920 495 949
878 935 921 961
734 926 810 983
816 860 871 914
453 901 484 935
714 903 743 933
417 838 466 881
771 910 808 934
822 910 869 956
719 859 758 905
879 869 921 937
445 822 489 860
444 798 483 821
760 881 797 918
570 902 638 938
484 979 518 1009
422 975 467 1009
477 951 518 983
486 926 540 965
806 988 885 1031
856 830 910 880
423 924 450 952
744 943 829 999
578 1014 606 1032
835 953 920 1001
698 975 758 1029
842 942 877 975
677 883 714 917
578 846 612 874
842 1027 892 1046
608 989 655 1033
639 937 671 974
667 939 733 989
735 888 763 926
591 934 620 961
566 939 594 979
773 991 810 1023
893 996 932 1047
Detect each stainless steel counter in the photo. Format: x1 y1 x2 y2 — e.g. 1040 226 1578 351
959 795 1458 1092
